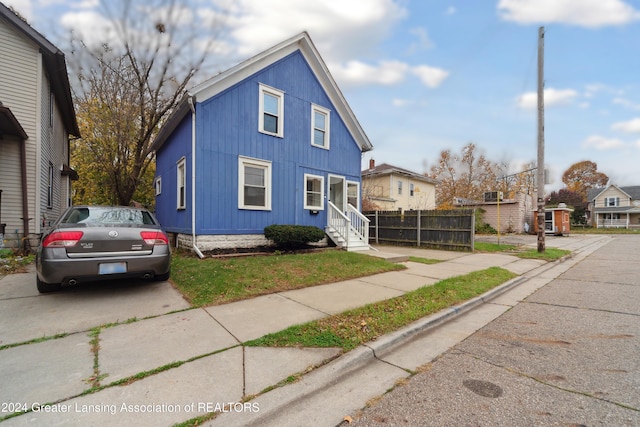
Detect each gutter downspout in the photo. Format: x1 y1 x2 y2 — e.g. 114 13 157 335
187 94 205 258
20 139 30 253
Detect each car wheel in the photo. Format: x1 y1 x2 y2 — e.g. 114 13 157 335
36 276 62 293
154 271 170 282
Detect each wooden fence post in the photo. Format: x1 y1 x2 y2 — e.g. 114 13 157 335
375 210 379 244
471 208 476 252
417 209 421 246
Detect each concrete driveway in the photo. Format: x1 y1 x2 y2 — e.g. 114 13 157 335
0 266 190 347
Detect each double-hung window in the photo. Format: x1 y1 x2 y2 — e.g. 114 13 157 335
304 174 324 210
239 156 272 210
397 180 403 195
259 84 284 137
311 105 330 149
604 197 619 207
410 183 415 197
177 157 186 209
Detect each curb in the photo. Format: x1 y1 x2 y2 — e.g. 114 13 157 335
364 274 528 360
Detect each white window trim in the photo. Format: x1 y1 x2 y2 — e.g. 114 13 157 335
397 180 403 195
304 173 325 210
311 104 330 149
155 176 162 196
259 84 284 138
238 156 272 210
347 180 360 210
176 157 186 210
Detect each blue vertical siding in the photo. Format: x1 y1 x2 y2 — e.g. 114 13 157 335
157 50 363 236
154 114 192 233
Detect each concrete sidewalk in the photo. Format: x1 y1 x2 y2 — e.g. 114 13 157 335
0 234 610 426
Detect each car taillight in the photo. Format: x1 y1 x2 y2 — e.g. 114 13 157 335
42 231 84 248
140 231 169 245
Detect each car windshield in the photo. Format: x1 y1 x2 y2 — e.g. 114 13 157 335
61 207 157 226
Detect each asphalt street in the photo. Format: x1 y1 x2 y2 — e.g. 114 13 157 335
350 235 640 426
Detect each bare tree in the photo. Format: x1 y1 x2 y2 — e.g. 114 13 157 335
68 0 222 206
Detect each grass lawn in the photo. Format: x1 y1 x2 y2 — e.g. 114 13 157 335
474 241 570 261
516 247 571 260
474 241 517 252
246 267 517 351
570 227 640 234
170 249 405 307
408 256 442 265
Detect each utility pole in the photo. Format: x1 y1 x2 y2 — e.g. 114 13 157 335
537 26 546 253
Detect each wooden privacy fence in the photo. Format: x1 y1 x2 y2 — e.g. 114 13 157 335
365 209 475 252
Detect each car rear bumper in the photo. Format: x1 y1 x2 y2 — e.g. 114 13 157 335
36 247 171 285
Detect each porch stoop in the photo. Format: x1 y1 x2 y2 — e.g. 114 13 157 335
325 226 370 251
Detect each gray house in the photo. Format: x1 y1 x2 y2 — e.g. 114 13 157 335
0 3 80 251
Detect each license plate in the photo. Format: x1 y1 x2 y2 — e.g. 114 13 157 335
99 262 127 275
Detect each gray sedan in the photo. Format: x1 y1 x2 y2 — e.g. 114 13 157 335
36 206 171 293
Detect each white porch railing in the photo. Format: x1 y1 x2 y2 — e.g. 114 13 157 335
327 201 370 250
597 217 630 228
347 203 370 243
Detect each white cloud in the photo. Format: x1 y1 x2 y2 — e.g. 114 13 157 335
517 88 578 109
612 117 640 133
411 65 449 88
613 97 640 111
3 0 33 20
331 60 408 86
582 135 625 150
445 6 457 15
408 27 434 50
60 10 116 48
216 0 406 61
497 0 640 28
392 99 412 107
330 60 449 89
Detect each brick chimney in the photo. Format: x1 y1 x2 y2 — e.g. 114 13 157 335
369 159 375 170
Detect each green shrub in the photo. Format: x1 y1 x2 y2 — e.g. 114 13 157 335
264 225 326 249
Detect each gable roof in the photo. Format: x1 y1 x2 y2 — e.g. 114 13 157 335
362 162 439 185
588 184 640 201
0 3 79 137
152 32 372 153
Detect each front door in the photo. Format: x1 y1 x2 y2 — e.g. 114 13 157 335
329 175 345 212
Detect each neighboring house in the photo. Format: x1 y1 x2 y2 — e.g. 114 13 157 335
151 32 373 254
0 3 80 251
587 184 640 229
362 160 438 211
453 191 536 234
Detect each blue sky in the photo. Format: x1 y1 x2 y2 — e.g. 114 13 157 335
7 0 640 191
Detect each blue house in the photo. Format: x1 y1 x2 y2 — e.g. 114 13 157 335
151 32 373 255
